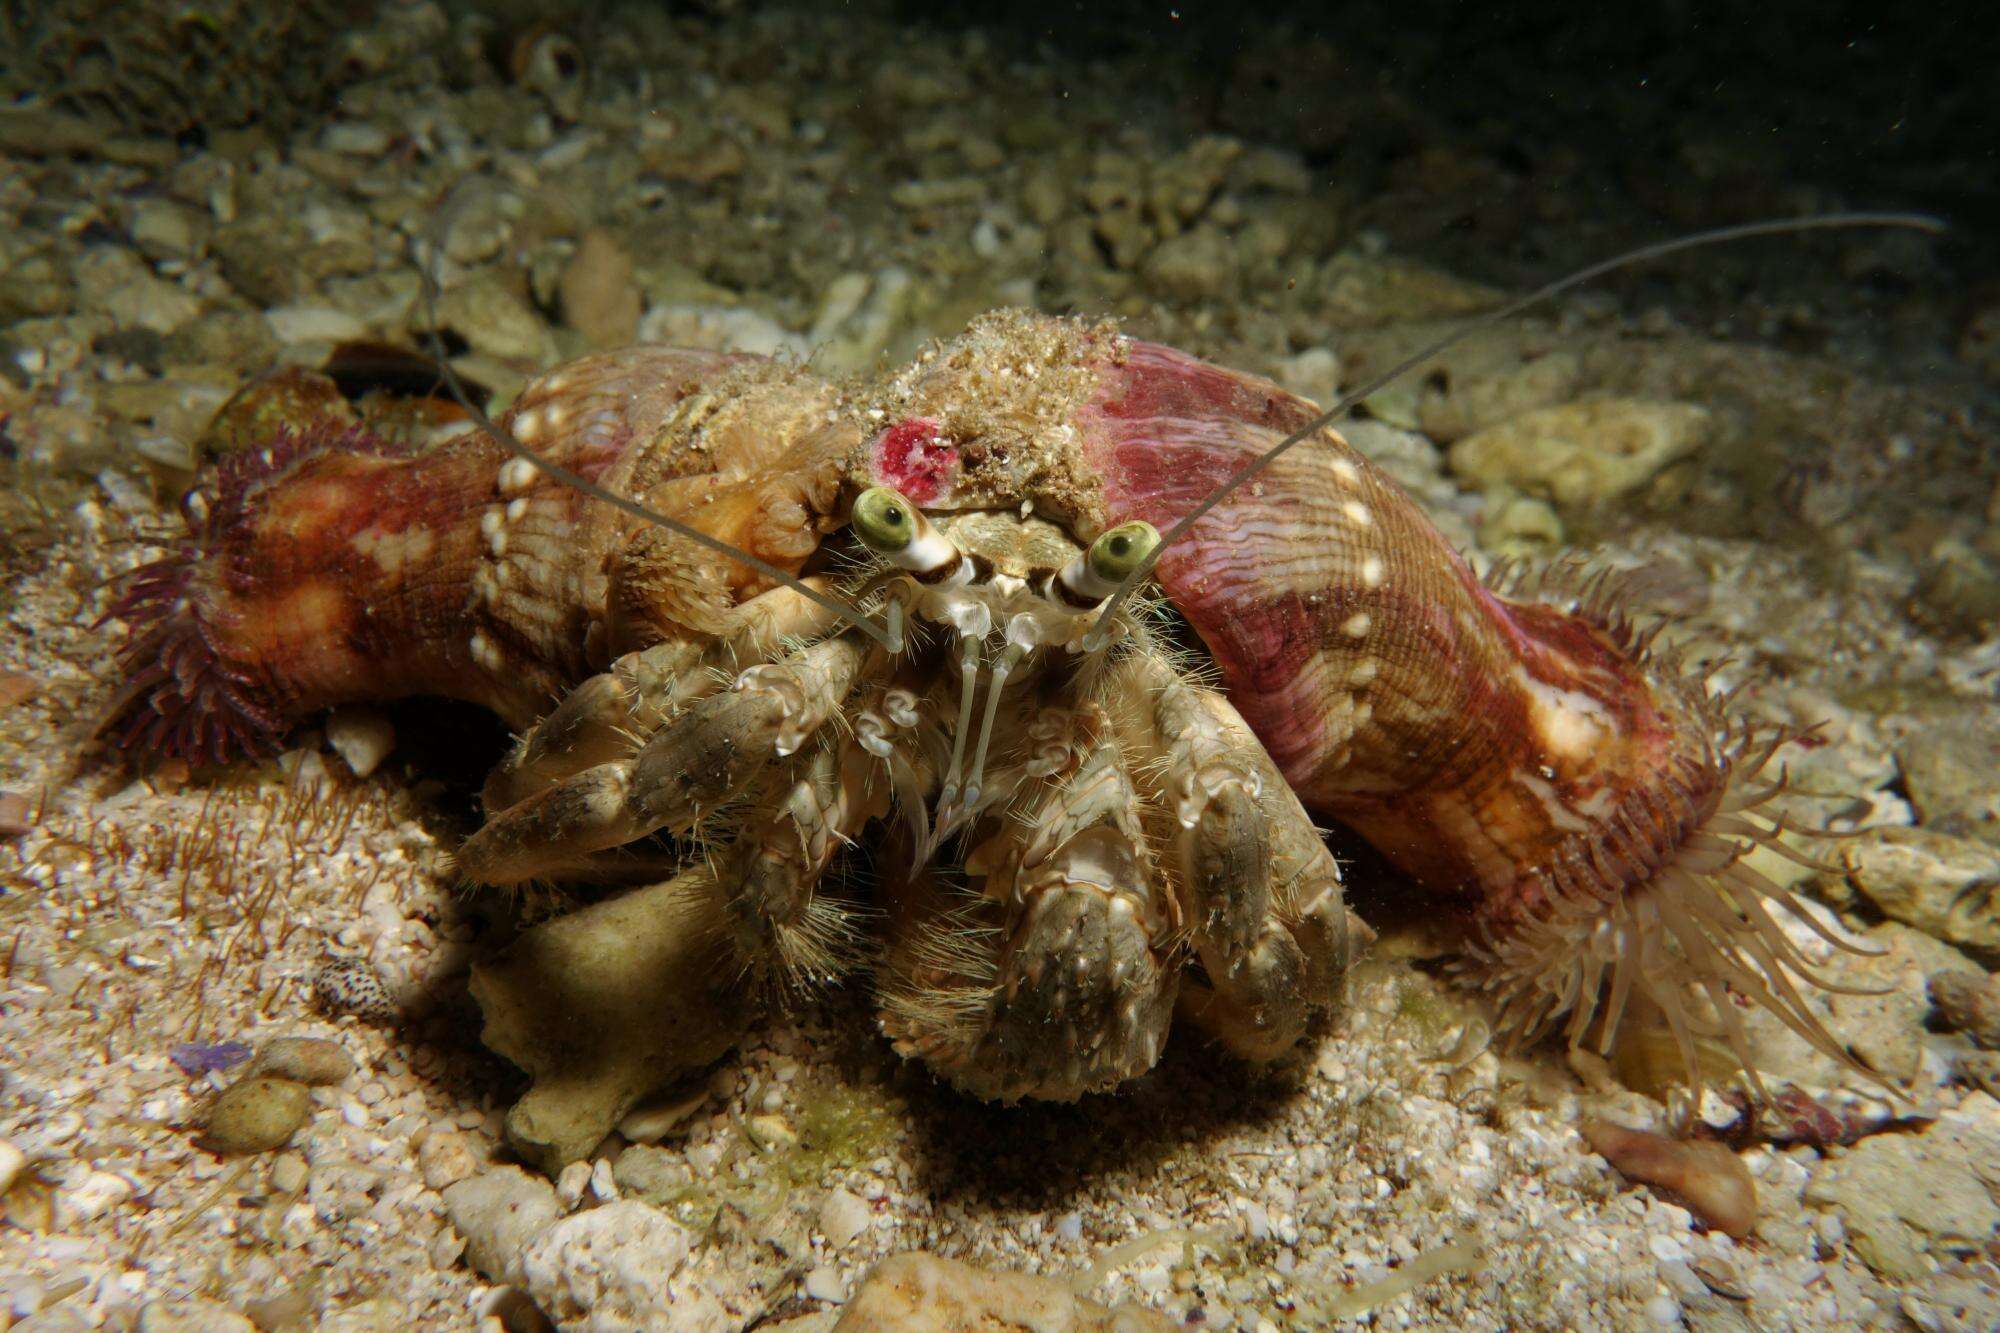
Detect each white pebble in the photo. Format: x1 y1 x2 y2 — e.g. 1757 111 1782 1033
556 1159 592 1209
1648 1233 1688 1263
325 707 395 779
803 1265 847 1303
59 1170 134 1224
819 1187 872 1250
263 304 369 345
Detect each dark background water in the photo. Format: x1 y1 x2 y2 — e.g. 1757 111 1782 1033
892 0 1998 381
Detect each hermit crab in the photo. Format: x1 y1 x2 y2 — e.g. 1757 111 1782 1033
101 215 1935 1166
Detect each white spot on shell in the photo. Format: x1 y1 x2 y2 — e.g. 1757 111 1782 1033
1331 458 1361 485
1343 500 1373 528
1351 658 1378 686
1360 555 1386 588
546 403 569 426
1342 612 1372 639
506 497 529 523
498 457 538 494
468 631 503 672
514 410 543 443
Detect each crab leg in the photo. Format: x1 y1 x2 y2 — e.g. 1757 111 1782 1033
723 741 885 994
483 582 848 813
880 732 1179 1102
1110 652 1357 1060
457 634 864 885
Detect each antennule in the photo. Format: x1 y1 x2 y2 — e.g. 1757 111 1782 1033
1084 210 1947 647
418 185 897 650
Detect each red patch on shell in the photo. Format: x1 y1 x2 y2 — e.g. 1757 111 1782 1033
871 417 958 503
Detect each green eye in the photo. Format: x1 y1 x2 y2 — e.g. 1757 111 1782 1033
852 487 916 553
1087 520 1160 584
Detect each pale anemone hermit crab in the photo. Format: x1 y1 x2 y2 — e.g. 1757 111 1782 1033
101 213 1938 1164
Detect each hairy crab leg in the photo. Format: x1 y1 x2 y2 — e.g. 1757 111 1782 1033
1107 649 1358 1060
880 727 1179 1102
723 742 884 996
483 580 848 811
457 634 864 885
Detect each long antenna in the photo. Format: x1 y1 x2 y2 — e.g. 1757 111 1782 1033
416 184 898 650
1083 211 1947 648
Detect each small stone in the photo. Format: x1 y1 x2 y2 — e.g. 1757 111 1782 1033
589 1156 618 1202
1478 490 1565 552
317 1298 403 1332
1449 399 1713 508
1841 828 2000 960
804 1265 848 1303
311 956 398 1022
418 1128 480 1191
0 792 31 839
433 274 555 364
58 1169 133 1223
1804 1116 2000 1279
270 1151 308 1195
1318 253 1506 328
819 1186 872 1250
71 246 203 335
199 1076 313 1155
265 303 371 346
429 1227 467 1271
325 707 396 779
1579 1119 1757 1238
437 184 523 266
1893 705 2000 838
1272 346 1341 406
1958 1050 2000 1098
520 1199 725 1329
1930 969 2000 1048
808 267 916 374
136 1299 256 1333
558 229 642 348
443 1166 562 1286
1141 225 1237 301
747 1114 798 1150
0 1138 24 1194
1909 538 2000 639
611 1144 692 1203
127 198 206 262
615 1088 707 1143
320 121 392 156
253 1036 357 1086
556 1158 592 1209
0 670 38 708
835 1252 1176 1331
241 1289 313 1330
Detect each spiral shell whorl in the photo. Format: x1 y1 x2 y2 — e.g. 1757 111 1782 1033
1076 333 1859 1087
